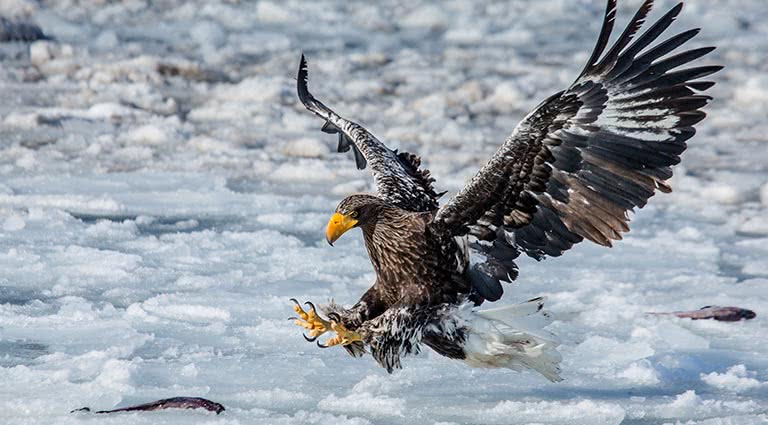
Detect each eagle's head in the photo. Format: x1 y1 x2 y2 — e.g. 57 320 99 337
325 194 386 246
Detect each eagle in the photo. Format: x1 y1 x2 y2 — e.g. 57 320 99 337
291 0 720 381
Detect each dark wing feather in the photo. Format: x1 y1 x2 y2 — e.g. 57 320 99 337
297 55 442 212
435 0 720 298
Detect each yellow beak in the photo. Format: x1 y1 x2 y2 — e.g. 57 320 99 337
325 212 358 246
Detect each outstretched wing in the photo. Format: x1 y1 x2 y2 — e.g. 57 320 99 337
435 0 720 299
297 55 442 212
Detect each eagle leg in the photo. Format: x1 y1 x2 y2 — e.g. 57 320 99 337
316 320 363 348
291 299 332 340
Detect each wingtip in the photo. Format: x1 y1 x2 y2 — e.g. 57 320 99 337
297 52 312 104
660 2 684 25
642 0 655 13
297 52 308 78
579 0 619 79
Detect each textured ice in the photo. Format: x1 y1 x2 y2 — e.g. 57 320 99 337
1 0 767 424
701 364 765 393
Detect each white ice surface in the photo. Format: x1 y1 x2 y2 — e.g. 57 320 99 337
1 1 768 424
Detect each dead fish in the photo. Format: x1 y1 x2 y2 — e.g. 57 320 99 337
648 306 756 322
71 397 225 415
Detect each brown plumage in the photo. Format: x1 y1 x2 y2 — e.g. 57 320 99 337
323 194 473 367
296 0 720 376
336 195 466 305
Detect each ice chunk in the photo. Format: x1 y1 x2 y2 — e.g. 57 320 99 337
617 360 660 385
656 390 703 419
256 1 296 24
271 161 336 182
282 138 328 159
702 182 742 204
332 179 369 196
655 324 710 351
318 392 406 417
0 0 37 16
734 75 768 112
139 294 231 324
655 390 760 419
2 212 26 231
701 365 764 393
232 388 311 408
480 399 625 425
569 336 655 369
737 215 768 235
761 183 768 207
400 5 448 30
29 40 53 65
93 30 118 49
190 20 226 48
487 82 524 112
123 124 171 146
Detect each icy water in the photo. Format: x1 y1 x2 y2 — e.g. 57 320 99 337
1 0 768 424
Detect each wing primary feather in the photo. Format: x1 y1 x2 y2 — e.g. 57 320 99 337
352 144 367 169
635 28 701 63
321 121 339 134
579 0 618 79
591 0 655 76
435 0 719 267
297 54 442 212
625 47 717 87
613 29 701 83
337 134 352 153
631 65 723 92
607 3 684 81
297 54 316 109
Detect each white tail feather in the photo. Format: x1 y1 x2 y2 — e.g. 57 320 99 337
461 297 563 382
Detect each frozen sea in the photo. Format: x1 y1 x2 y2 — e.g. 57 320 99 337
1 0 768 424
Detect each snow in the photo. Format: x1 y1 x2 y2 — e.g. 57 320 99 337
1 0 768 424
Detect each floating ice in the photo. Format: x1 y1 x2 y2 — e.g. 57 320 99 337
0 0 766 424
701 365 764 393
282 138 328 159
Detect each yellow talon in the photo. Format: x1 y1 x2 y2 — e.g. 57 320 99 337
291 299 331 339
318 320 363 348
290 299 362 348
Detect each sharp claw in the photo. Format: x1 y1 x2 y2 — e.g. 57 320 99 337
303 333 318 342
288 316 299 321
317 340 329 349
328 312 341 322
305 301 316 313
290 298 301 308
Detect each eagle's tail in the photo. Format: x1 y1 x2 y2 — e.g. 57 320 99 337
461 297 563 382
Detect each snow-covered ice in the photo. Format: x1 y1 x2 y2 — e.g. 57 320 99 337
1 0 768 424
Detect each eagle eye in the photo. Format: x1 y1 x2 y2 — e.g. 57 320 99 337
350 210 359 219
